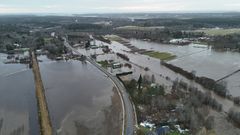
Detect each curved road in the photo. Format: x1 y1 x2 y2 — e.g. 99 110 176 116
63 38 136 135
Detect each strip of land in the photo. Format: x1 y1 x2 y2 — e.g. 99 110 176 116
31 51 53 135
143 51 176 61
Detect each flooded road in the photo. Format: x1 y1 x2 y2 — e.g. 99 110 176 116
0 53 39 135
38 57 122 135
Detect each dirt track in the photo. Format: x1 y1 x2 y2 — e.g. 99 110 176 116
31 52 53 135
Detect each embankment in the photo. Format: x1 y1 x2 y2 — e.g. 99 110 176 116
31 52 53 135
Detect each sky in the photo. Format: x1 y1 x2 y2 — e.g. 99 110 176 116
0 0 240 14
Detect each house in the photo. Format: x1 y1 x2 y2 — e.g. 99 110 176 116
169 39 191 45
51 32 55 37
174 125 189 134
140 121 155 129
36 49 43 55
13 43 21 48
90 45 98 49
111 62 122 69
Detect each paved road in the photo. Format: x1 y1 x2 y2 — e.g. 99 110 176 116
63 38 136 135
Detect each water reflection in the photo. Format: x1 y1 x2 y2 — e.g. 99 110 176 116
0 53 27 77
39 59 122 135
0 66 39 135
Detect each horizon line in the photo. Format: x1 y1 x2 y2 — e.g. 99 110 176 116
0 10 240 16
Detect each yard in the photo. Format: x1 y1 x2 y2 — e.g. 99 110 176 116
97 60 109 68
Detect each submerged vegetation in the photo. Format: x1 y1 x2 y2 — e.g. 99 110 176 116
161 62 229 97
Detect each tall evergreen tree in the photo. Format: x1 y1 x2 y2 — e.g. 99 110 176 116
138 74 142 90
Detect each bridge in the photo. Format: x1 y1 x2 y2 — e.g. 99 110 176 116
63 37 137 135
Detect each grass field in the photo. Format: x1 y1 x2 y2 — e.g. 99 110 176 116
115 26 164 31
195 28 240 36
97 60 109 68
105 35 122 41
144 51 176 61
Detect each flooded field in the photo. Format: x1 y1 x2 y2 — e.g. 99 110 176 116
129 39 240 79
0 53 39 135
224 72 240 96
38 56 122 135
76 40 173 91
0 53 28 77
128 39 240 96
83 37 240 113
